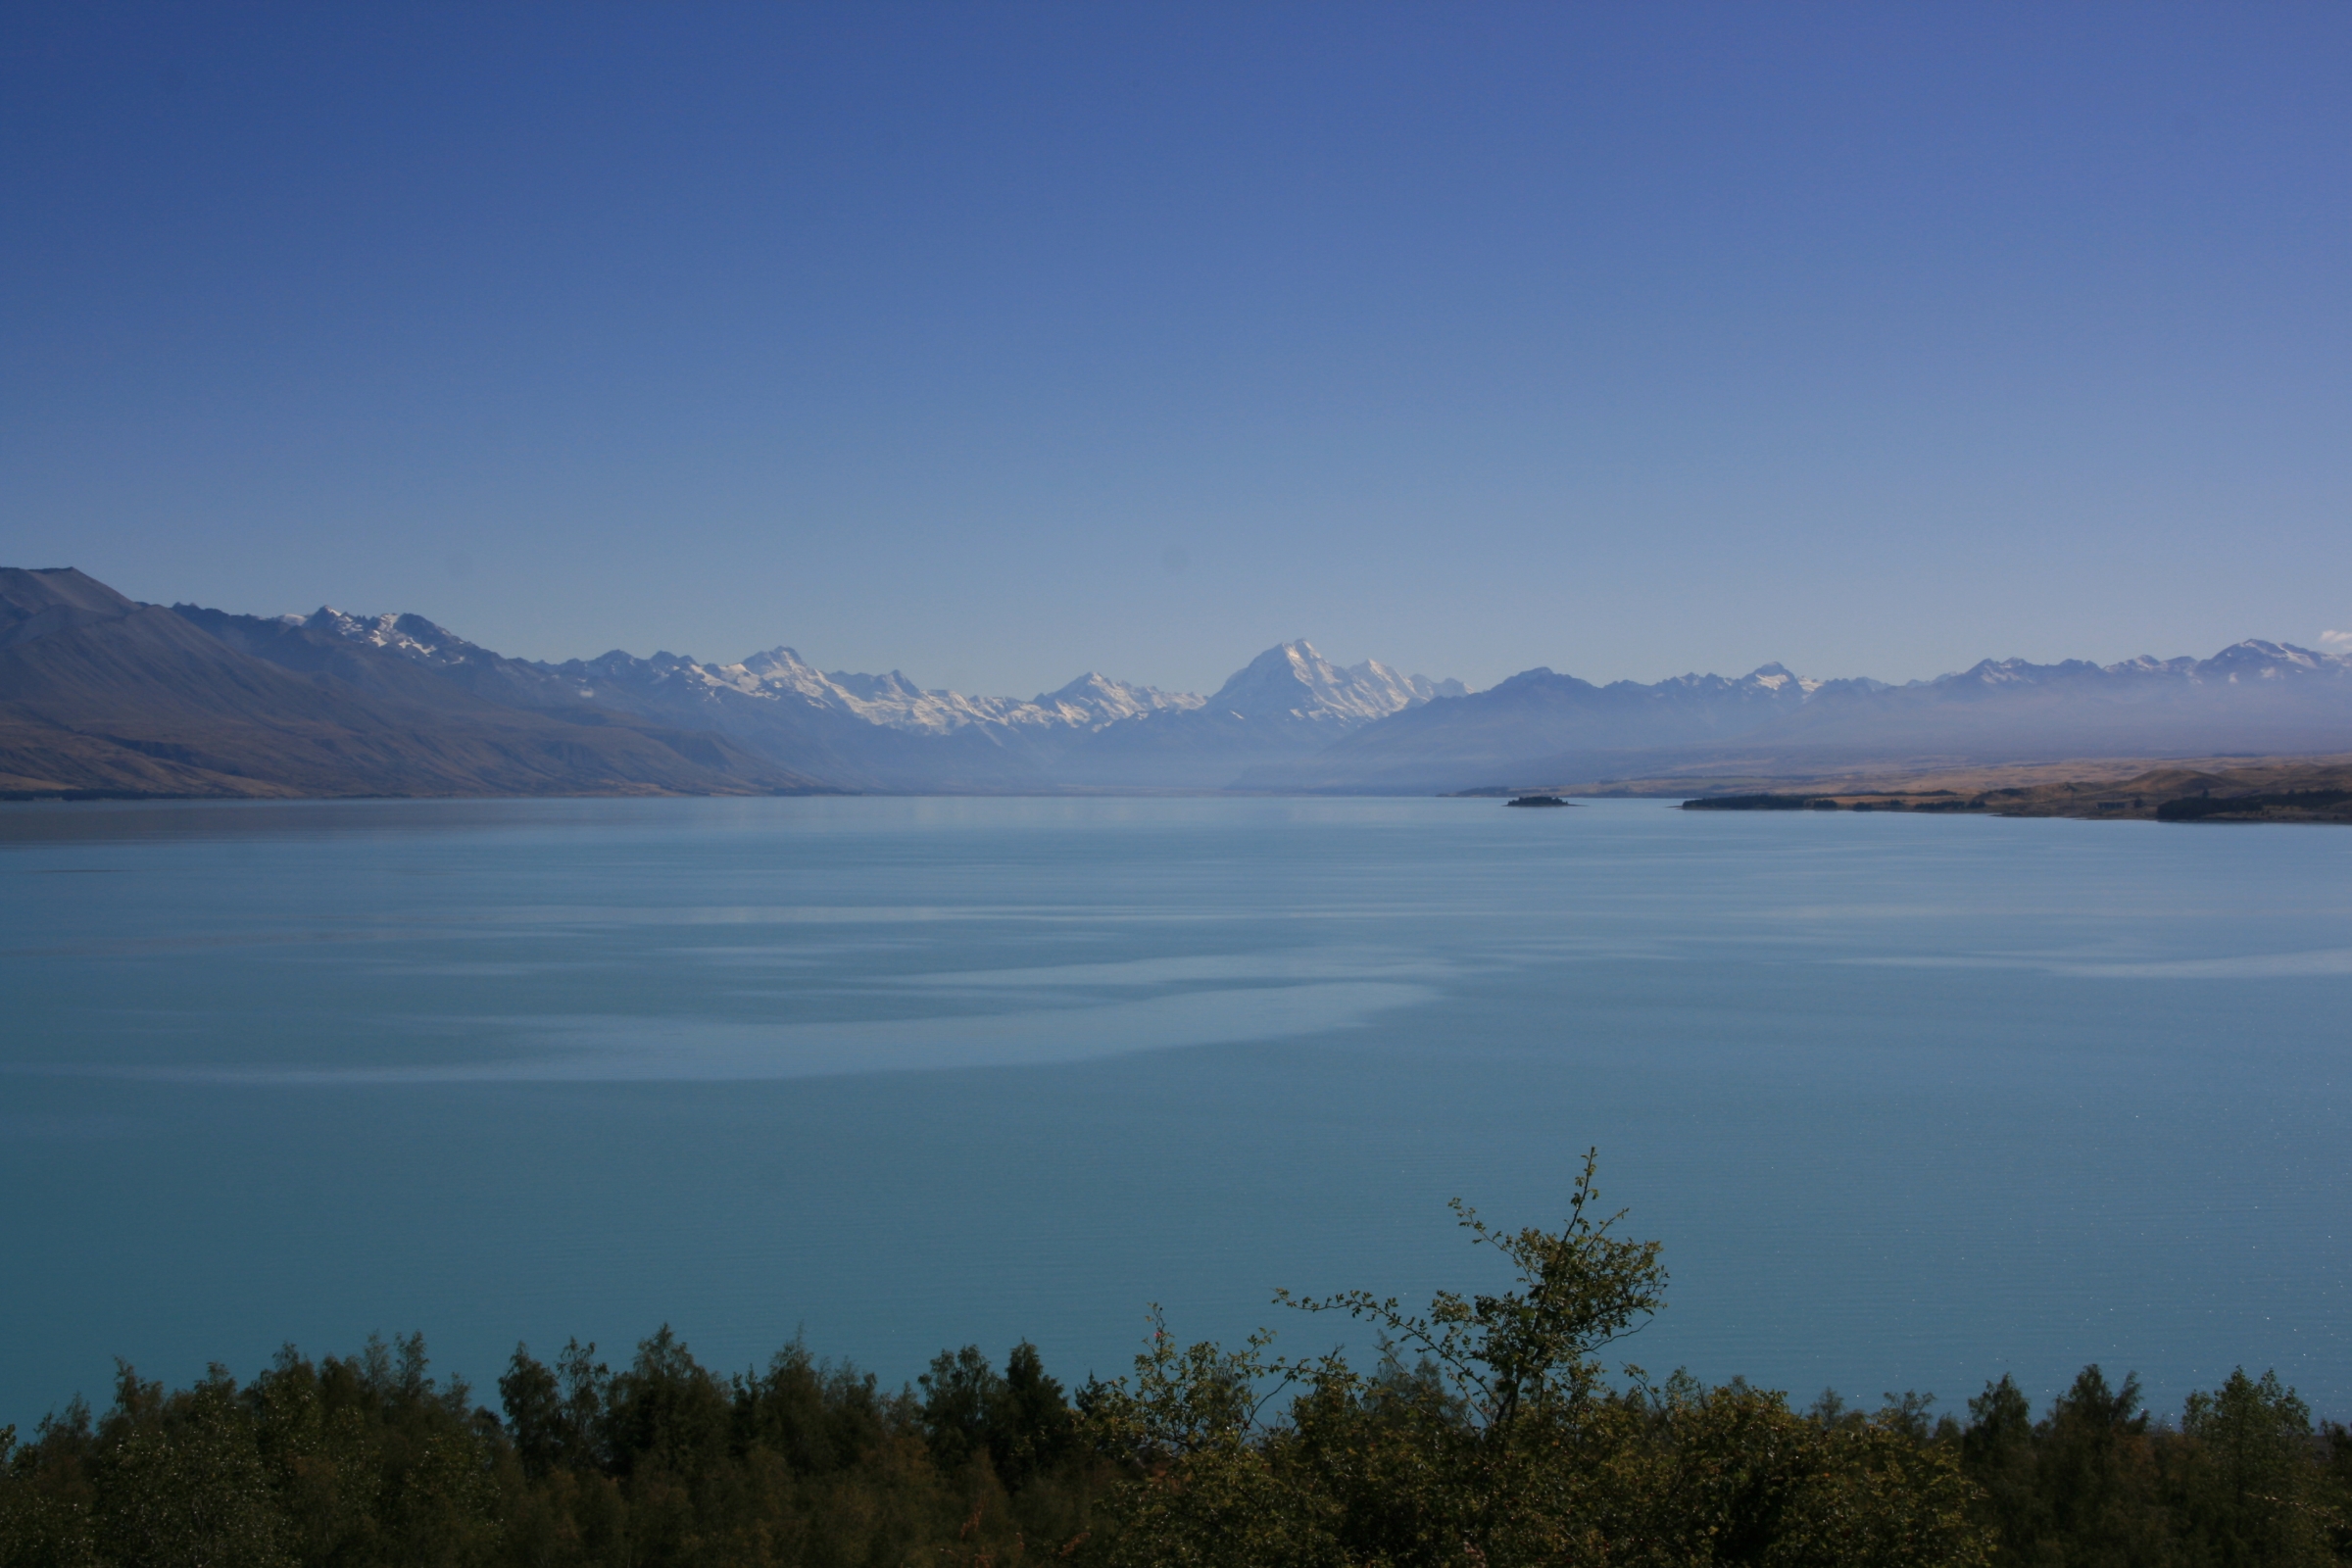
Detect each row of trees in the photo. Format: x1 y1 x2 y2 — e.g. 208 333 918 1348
5 1156 2346 1566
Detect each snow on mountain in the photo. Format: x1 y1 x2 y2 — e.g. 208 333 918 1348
1924 641 2349 691
281 612 1457 749
1028 671 1206 728
663 648 1204 734
727 647 841 704
2196 639 2341 681
810 665 1015 730
1655 662 1843 699
196 603 2352 796
285 608 487 668
1253 639 2352 794
1204 641 1465 723
812 663 1200 734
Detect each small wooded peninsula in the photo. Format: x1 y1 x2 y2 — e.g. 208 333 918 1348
1680 760 2352 824
4 1158 2345 1567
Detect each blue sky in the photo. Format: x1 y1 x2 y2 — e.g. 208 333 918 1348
4 3 2347 695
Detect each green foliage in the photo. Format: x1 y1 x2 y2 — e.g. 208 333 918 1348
479 1329 1106 1566
1083 1153 1989 1566
4 1157 2347 1567
1955 1362 2352 1566
2174 1367 2333 1565
2157 789 2352 821
1275 1150 1668 1434
919 1341 1076 1491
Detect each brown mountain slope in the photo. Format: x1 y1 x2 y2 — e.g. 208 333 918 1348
0 568 831 799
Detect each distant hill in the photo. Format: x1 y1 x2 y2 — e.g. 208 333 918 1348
0 568 825 799
1234 663 1865 793
1244 644 2352 794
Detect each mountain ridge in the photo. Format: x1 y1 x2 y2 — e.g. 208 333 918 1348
0 569 827 800
233 614 1469 793
7 565 2350 799
1243 640 2352 793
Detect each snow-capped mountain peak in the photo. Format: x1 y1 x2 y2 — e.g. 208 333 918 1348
1740 662 1826 696
1031 672 1206 728
1206 641 1460 723
731 646 838 701
620 648 1206 736
289 608 488 668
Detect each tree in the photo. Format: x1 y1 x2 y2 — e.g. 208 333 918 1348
1959 1373 2045 1550
498 1339 608 1482
2176 1367 2335 1566
1276 1149 1666 1438
1084 1152 1993 1567
2031 1363 2171 1566
918 1345 1006 1475
92 1365 289 1568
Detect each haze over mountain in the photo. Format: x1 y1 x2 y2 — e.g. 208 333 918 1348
5 566 2350 800
1243 644 2352 794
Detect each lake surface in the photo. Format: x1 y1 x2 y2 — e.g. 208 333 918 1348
3 796 2346 1429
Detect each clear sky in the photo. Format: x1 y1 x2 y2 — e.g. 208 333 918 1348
4 3 2347 697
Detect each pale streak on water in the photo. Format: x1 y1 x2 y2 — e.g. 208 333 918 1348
1 796 2345 1427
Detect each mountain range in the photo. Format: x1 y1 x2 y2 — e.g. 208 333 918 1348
0 568 818 799
4 565 2350 799
1240 641 2352 794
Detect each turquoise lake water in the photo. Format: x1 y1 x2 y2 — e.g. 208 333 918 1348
2 796 2345 1428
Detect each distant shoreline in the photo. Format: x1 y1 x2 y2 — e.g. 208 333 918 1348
1450 752 2352 825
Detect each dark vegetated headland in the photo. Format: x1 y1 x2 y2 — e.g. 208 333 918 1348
1679 760 2352 824
4 1157 2345 1567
